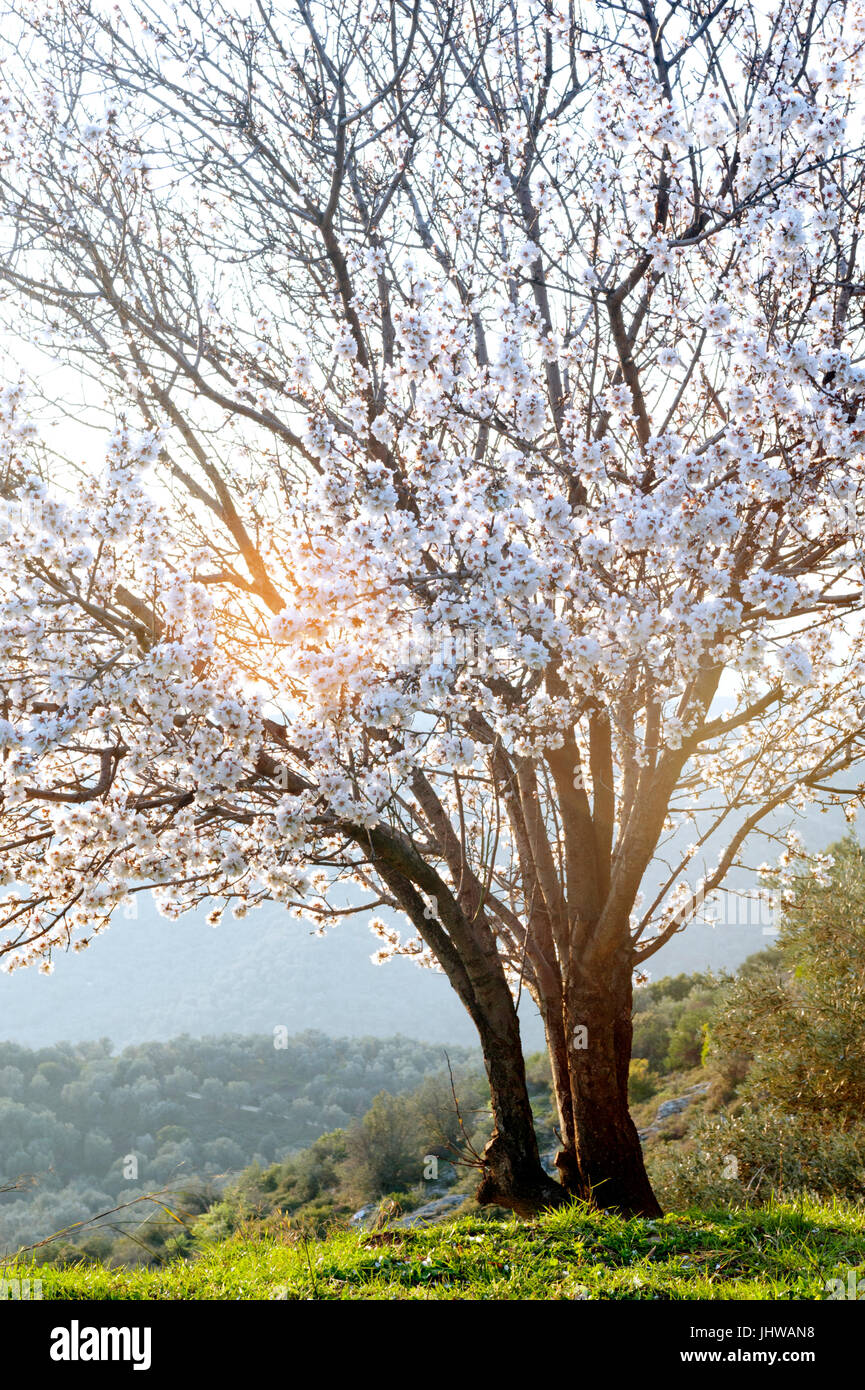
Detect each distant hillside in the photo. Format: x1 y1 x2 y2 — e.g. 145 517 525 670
0 812 856 1051
0 901 502 1050
0 1031 474 1254
0 894 764 1053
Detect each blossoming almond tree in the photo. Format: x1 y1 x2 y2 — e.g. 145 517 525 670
1 0 865 1216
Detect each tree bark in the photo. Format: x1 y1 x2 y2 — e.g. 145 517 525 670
541 1001 582 1192
469 947 662 1219
367 830 659 1218
367 843 565 1217
471 984 568 1216
562 953 662 1218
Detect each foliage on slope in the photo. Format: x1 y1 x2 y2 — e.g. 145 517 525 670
0 1032 472 1259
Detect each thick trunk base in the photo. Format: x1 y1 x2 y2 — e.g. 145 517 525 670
562 966 663 1219
568 1144 662 1218
475 1133 568 1217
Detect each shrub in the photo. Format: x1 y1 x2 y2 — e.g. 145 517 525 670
628 1058 659 1104
649 1104 865 1209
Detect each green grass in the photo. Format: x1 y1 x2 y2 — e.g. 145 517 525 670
6 1196 865 1300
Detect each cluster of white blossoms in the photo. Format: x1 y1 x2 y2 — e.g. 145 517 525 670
0 0 864 972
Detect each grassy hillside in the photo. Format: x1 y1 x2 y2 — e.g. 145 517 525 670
0 1032 475 1257
7 944 858 1269
6 1198 864 1300
8 856 865 1292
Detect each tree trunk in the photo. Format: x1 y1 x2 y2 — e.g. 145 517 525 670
541 1002 582 1192
368 849 564 1216
371 838 658 1218
470 947 661 1219
562 954 662 1218
472 990 568 1217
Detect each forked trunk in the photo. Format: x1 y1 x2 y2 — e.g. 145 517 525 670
471 954 660 1219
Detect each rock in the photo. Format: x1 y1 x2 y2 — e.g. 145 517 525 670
349 1203 378 1227
638 1081 710 1142
655 1096 690 1120
393 1193 466 1228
